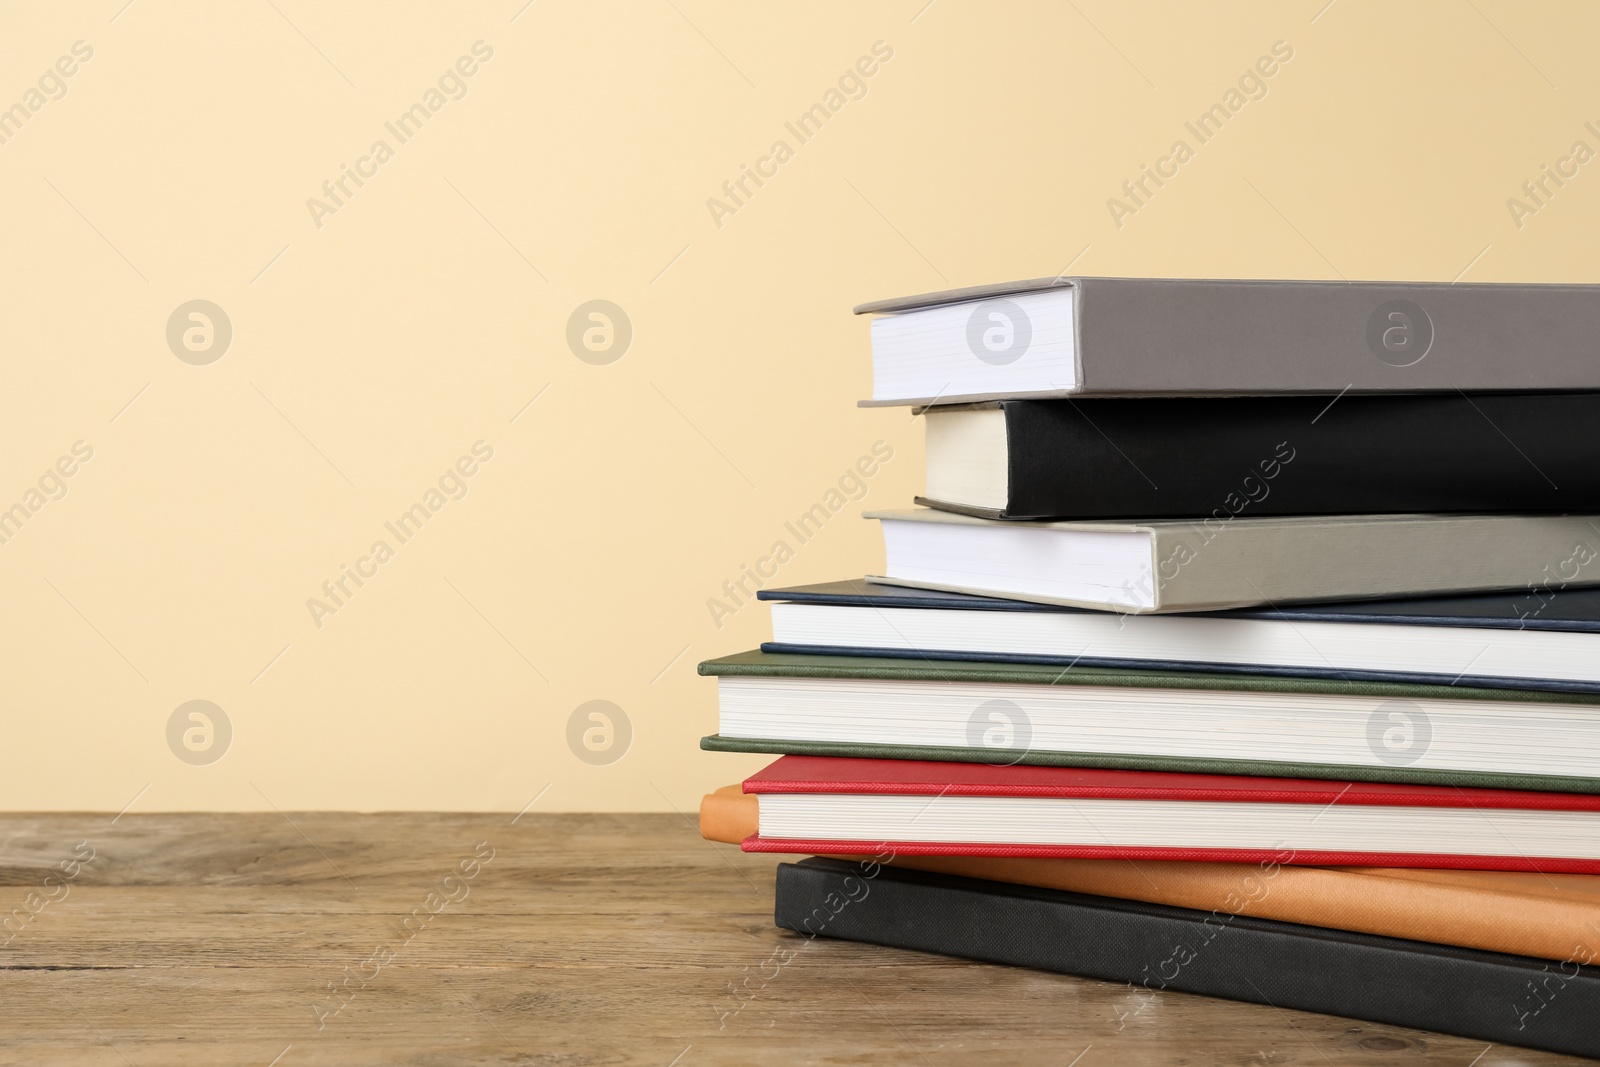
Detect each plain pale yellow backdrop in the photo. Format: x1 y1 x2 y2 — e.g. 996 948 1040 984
0 1 1593 811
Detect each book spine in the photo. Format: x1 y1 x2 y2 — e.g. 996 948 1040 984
993 394 1600 520
775 859 1600 1059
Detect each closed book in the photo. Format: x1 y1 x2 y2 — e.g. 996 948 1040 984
920 394 1600 520
757 580 1600 696
697 650 1600 793
737 755 1600 873
857 276 1600 407
867 506 1600 612
776 857 1600 1060
700 786 1600 964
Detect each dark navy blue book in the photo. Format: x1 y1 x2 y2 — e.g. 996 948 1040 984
756 580 1600 695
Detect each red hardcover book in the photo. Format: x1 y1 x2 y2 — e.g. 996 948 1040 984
739 756 1600 873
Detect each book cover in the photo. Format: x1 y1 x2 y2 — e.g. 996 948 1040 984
700 649 1600 706
776 857 1600 1059
918 394 1600 519
757 580 1600 696
737 756 1600 873
743 754 1600 809
856 276 1600 406
756 580 1600 633
869 506 1600 612
700 650 1600 794
700 785 1600 964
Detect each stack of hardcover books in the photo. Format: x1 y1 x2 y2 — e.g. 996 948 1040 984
698 277 1600 1057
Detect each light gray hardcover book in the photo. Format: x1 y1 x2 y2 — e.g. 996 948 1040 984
865 507 1600 613
855 277 1600 406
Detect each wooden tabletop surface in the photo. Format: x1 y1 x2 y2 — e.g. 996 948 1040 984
0 812 1585 1066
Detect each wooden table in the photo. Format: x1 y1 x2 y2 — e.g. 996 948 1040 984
0 812 1584 1065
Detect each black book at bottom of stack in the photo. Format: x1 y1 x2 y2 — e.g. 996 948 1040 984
775 858 1600 1059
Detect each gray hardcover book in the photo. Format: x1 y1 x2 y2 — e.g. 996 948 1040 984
855 277 1600 406
866 507 1600 613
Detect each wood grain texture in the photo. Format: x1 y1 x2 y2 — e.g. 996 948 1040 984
0 812 1584 1066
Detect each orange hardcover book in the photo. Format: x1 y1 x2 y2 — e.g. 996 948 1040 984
700 785 1600 964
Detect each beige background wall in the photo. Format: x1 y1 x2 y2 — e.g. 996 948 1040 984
0 1 1592 811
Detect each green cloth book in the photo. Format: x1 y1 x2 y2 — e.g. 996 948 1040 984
699 651 1600 793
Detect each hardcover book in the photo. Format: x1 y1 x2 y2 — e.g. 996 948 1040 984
757 580 1600 695
698 650 1600 793
867 506 1600 612
737 755 1600 873
919 394 1600 519
777 857 1600 1059
857 276 1600 406
701 785 1600 963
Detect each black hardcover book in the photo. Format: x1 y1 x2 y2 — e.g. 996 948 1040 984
776 858 1600 1059
920 393 1600 519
